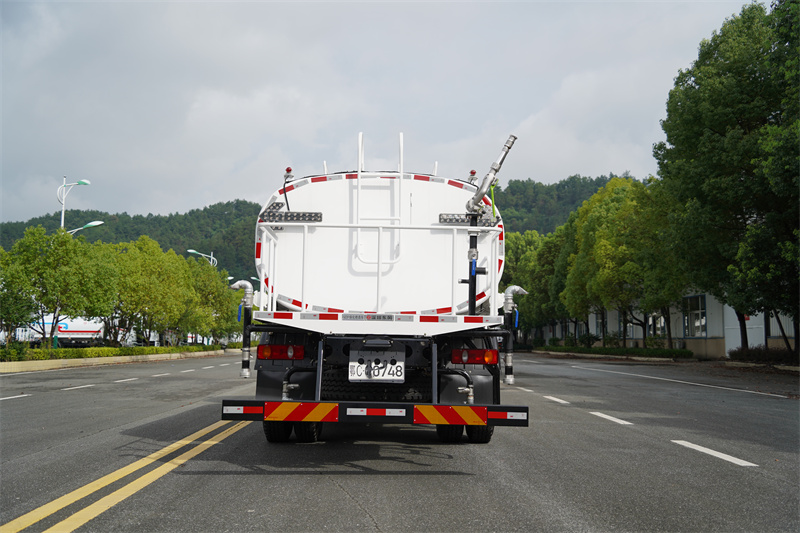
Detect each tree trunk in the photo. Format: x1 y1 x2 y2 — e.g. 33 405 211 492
795 317 799 357
771 309 792 353
735 309 749 352
601 309 607 347
662 306 674 350
621 309 628 347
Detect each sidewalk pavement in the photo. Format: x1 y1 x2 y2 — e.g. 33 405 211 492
0 349 240 374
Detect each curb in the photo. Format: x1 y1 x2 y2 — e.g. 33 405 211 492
724 361 800 373
0 349 240 374
531 350 676 363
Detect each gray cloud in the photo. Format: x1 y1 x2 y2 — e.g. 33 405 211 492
1 0 748 223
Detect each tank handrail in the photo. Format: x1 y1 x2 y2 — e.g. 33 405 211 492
355 133 404 266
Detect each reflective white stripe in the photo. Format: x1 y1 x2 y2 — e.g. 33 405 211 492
347 408 406 417
507 412 527 420
261 312 500 323
223 406 244 414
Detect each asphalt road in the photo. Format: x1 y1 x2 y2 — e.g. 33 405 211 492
0 353 797 532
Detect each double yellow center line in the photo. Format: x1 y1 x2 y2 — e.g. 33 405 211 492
0 420 250 533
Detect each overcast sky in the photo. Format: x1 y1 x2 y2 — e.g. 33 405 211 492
2 0 751 224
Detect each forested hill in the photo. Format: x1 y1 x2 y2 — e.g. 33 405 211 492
0 200 262 283
492 174 617 234
0 175 618 280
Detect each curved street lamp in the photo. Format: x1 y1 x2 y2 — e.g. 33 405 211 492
57 176 91 228
67 220 104 235
187 249 217 267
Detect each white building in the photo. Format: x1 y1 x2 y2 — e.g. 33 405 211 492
537 293 796 359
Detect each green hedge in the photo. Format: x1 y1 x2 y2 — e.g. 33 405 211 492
728 345 798 366
530 345 694 359
0 344 228 362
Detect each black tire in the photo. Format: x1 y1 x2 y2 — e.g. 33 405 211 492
436 424 464 443
294 421 323 443
466 425 494 443
263 421 293 443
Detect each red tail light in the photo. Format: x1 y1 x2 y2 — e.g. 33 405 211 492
451 349 498 365
257 344 304 360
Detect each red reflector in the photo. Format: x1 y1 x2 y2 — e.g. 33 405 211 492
257 344 304 360
451 349 498 365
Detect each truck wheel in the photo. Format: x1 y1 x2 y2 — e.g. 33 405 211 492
466 425 494 443
294 421 323 443
436 424 463 443
263 421 293 443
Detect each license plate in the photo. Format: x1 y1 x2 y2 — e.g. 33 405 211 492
348 351 405 383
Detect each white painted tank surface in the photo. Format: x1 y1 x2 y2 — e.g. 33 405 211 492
254 170 505 315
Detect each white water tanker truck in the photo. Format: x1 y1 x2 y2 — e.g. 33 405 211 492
222 134 529 443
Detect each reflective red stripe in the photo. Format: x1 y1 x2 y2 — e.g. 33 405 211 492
420 316 438 323
255 242 261 259
319 313 338 320
413 175 430 181
273 312 293 319
464 316 484 323
447 180 464 189
311 176 327 183
436 307 452 314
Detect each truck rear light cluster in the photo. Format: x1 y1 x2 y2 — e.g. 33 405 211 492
257 344 305 360
451 349 498 365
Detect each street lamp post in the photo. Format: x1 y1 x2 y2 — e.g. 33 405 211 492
57 176 91 228
67 220 104 235
187 249 217 267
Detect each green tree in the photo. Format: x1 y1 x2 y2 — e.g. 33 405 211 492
550 213 579 342
501 230 541 290
653 2 798 350
516 229 563 339
632 179 690 348
0 247 37 343
4 227 95 348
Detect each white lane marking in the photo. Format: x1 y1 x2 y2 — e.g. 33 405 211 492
114 378 138 383
0 394 31 401
517 387 534 392
152 373 170 377
219 363 230 367
180 369 196 373
202 366 214 370
672 440 758 467
573 366 788 398
544 395 570 404
590 412 633 425
61 384 95 391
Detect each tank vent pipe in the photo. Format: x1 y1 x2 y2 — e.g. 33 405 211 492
503 285 527 385
230 280 254 378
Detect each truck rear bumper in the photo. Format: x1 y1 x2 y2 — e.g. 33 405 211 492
222 399 528 427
